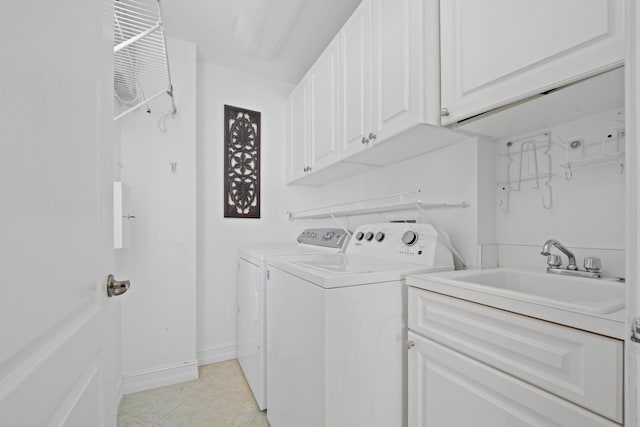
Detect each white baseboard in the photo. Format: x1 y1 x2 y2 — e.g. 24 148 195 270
197 342 237 366
115 376 124 410
122 362 199 395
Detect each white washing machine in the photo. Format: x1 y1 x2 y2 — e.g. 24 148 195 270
236 228 349 410
265 223 454 427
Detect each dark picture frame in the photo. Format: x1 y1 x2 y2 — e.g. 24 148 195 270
224 105 261 218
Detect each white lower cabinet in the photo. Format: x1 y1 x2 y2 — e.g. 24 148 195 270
408 288 624 427
408 332 619 427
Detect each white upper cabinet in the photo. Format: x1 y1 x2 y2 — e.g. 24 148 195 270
340 0 373 159
286 81 308 182
286 37 341 183
287 0 469 185
341 0 442 155
371 0 437 140
440 0 625 125
309 37 341 171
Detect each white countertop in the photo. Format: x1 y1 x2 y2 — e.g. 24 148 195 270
268 253 453 288
407 268 626 340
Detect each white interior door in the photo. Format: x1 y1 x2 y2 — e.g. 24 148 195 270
0 1 119 426
626 2 640 426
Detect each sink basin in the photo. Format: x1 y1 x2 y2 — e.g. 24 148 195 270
426 268 625 314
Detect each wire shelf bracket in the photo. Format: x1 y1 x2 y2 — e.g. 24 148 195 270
113 0 176 120
287 190 469 220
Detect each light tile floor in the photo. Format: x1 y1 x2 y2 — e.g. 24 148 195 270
118 360 269 427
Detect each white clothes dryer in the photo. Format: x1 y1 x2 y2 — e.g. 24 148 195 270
236 228 349 410
265 223 454 427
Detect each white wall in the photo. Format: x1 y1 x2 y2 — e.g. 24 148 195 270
196 60 493 360
118 37 198 394
494 108 626 277
197 62 297 364
287 137 495 268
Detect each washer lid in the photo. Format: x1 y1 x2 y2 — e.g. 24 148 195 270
269 254 453 288
239 244 339 263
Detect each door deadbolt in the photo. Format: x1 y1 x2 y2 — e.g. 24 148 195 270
107 274 130 297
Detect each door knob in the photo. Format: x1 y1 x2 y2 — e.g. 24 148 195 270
106 274 130 297
440 107 450 117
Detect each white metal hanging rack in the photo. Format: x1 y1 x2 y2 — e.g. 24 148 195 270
560 130 625 180
287 190 469 220
113 0 176 120
497 131 554 212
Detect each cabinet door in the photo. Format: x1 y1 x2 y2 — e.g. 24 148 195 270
286 81 308 182
440 0 625 125
408 332 619 427
309 37 341 171
371 0 427 142
340 0 373 159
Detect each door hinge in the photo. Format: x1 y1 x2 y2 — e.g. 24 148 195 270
632 318 640 343
266 269 270 280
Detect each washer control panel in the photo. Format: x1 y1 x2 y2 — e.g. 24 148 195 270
297 228 349 249
346 223 454 267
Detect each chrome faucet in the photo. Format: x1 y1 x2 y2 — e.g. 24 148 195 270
540 239 578 270
540 239 602 279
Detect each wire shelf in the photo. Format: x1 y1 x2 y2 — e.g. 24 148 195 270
287 190 469 220
113 0 176 120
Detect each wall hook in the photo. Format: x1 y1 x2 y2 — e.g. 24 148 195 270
565 163 573 181
497 188 510 213
542 184 553 209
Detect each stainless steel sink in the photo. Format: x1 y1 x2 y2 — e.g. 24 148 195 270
426 268 625 314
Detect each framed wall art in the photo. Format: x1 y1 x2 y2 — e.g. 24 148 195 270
224 105 261 218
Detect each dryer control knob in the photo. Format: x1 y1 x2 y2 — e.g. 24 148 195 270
375 232 385 242
365 232 374 241
402 231 418 246
355 232 364 241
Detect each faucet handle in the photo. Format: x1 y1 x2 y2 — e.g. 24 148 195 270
584 257 602 272
547 254 562 268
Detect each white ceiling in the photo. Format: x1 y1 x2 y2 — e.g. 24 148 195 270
160 0 362 84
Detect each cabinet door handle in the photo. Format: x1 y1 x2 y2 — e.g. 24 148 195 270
440 107 450 117
368 132 377 141
361 137 369 144
408 340 415 350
